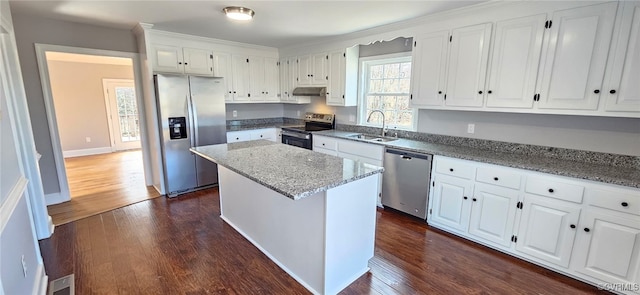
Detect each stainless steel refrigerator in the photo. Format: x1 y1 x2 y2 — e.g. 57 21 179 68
154 74 226 197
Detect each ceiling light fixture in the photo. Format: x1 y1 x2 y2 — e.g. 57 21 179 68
223 6 255 21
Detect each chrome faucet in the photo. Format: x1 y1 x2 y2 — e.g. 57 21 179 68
366 110 386 137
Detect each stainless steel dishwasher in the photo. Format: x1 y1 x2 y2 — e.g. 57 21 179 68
382 148 433 219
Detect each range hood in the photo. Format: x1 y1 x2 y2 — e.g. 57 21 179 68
292 87 326 96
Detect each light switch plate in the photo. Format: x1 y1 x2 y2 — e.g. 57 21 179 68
232 110 237 118
349 115 356 122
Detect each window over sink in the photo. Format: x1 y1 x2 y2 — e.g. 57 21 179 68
359 53 415 131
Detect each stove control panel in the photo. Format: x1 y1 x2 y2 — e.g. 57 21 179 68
305 112 334 124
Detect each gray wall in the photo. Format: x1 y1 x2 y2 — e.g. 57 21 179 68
226 103 284 120
11 12 137 194
48 61 134 151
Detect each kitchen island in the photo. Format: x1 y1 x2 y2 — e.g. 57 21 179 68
191 141 383 295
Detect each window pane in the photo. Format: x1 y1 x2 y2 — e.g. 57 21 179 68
366 111 384 124
382 79 398 93
366 96 381 110
369 79 383 93
397 96 410 110
398 111 413 126
383 96 397 110
399 78 411 92
383 110 396 125
400 62 411 79
370 65 383 79
383 63 400 78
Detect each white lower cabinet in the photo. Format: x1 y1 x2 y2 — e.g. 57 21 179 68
430 174 473 233
468 183 519 248
226 128 278 143
428 155 640 293
515 194 581 268
572 209 640 288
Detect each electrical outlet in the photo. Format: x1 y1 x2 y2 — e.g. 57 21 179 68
232 110 237 118
21 255 27 277
297 110 301 117
349 115 356 122
85 137 91 143
467 123 475 134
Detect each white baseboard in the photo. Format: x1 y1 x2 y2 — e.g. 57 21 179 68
63 146 113 158
45 192 69 205
33 264 48 295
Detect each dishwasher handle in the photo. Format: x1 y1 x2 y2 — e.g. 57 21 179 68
386 148 432 161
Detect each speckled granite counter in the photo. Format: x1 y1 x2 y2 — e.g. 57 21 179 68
191 140 384 200
314 130 640 189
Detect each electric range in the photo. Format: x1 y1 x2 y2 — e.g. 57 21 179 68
281 112 335 149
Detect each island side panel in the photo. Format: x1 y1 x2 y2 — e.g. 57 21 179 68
324 174 379 294
217 166 326 294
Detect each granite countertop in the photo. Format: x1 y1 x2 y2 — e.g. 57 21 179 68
314 130 640 189
226 123 302 132
191 140 384 200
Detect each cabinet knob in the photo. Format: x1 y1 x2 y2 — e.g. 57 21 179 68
449 168 454 172
548 188 554 193
472 198 477 202
178 62 182 65
322 143 325 146
493 177 499 181
233 91 237 94
594 89 600 94
570 224 576 229
310 74 313 77
584 228 590 233
610 89 617 94
463 196 468 200
621 202 629 207
236 137 239 140
184 62 188 65
488 90 492 94
438 91 442 94
478 90 483 94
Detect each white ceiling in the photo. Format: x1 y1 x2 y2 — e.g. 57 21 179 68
9 1 486 48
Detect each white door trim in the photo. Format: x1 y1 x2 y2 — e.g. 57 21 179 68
34 44 153 205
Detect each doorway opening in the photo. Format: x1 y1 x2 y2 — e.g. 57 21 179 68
38 50 159 225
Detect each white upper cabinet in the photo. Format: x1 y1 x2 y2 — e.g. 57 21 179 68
537 2 617 110
249 56 266 101
212 53 233 101
486 14 547 108
231 55 251 102
604 1 640 113
445 23 493 107
298 53 328 86
410 30 449 107
263 57 280 101
326 47 359 106
151 45 213 76
279 58 292 102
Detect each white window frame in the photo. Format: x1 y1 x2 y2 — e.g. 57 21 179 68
358 52 416 131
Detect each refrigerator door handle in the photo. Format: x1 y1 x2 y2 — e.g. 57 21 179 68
187 94 197 148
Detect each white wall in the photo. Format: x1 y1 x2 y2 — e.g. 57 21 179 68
11 11 138 195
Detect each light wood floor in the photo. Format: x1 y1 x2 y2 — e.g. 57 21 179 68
47 150 160 225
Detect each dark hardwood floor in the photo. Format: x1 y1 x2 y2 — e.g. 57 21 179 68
40 188 607 294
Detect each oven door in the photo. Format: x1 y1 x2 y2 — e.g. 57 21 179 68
281 130 312 150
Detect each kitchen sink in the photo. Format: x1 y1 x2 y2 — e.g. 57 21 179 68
346 133 398 143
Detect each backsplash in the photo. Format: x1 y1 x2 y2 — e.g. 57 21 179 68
335 123 640 170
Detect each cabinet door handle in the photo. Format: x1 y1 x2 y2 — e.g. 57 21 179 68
472 198 477 202
593 89 599 94
478 90 483 94
610 89 616 94
570 224 576 229
584 228 591 233
236 137 239 140
322 143 325 146
438 91 442 94
449 168 454 172
488 90 492 94
463 196 468 200
178 62 183 65
548 188 554 193
184 62 188 65
621 202 629 207
493 177 499 181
